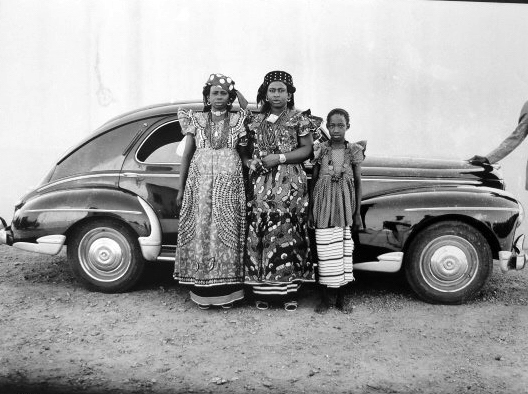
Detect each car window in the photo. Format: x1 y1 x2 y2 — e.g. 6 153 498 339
137 120 184 164
51 120 147 181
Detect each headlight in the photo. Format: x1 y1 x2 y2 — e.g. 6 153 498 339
517 200 525 227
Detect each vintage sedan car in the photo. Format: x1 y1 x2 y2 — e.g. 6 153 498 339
0 101 525 304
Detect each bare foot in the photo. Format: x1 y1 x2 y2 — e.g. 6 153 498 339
315 299 330 314
335 293 346 311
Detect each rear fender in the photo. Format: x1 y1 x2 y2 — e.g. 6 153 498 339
12 187 152 243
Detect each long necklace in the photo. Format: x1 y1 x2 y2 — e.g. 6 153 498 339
205 112 230 149
328 141 348 182
259 110 287 155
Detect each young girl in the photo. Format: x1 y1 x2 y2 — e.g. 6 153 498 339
309 108 365 313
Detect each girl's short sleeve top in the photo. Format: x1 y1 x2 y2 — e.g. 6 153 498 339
177 108 249 148
313 140 367 166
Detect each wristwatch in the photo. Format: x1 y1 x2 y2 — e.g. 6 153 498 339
279 154 286 164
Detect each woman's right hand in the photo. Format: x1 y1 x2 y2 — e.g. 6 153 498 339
248 158 263 173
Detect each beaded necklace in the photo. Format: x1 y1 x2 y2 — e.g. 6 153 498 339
258 110 287 156
204 112 230 149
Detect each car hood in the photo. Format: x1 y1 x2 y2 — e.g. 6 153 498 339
361 156 504 190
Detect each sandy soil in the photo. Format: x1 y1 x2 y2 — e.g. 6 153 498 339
1 245 528 394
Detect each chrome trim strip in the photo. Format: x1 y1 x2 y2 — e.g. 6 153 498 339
121 172 180 178
25 208 143 215
137 197 162 261
363 178 480 184
38 173 120 192
156 256 175 262
405 207 518 212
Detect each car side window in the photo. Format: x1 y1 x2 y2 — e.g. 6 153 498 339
137 120 184 164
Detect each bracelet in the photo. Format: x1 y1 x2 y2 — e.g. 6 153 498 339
279 154 286 164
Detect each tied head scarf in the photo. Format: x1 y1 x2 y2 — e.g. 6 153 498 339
257 70 296 105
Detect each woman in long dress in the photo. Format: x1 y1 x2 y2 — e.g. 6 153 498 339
174 73 250 309
244 71 322 311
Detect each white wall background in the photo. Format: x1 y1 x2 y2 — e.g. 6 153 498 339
1 0 528 231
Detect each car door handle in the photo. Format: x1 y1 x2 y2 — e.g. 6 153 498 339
122 172 145 181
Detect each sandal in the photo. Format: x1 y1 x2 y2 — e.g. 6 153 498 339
197 304 210 310
255 300 269 310
284 301 298 312
221 302 234 310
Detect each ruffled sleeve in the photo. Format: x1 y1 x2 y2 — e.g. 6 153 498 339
286 109 323 137
312 141 330 164
177 108 197 136
350 140 367 164
232 108 251 146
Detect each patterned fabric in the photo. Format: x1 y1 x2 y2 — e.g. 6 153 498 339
312 141 366 228
245 109 322 293
205 73 235 92
315 227 354 288
174 108 249 306
262 70 295 91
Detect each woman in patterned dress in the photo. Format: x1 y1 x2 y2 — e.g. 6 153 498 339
174 73 250 309
244 71 322 311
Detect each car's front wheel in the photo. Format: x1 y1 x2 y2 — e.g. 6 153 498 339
404 221 492 304
68 219 145 293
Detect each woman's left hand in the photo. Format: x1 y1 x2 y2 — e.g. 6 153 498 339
261 154 280 169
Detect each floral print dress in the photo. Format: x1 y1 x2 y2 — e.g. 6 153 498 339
245 109 322 298
174 108 249 306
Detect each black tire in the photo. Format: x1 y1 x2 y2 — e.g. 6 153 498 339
67 219 145 293
404 221 492 304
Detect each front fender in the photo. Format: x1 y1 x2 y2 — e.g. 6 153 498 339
359 186 520 260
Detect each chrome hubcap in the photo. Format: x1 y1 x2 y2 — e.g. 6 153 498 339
420 235 478 292
78 227 131 282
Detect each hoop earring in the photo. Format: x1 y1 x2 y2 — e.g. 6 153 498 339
287 98 291 102
265 98 269 102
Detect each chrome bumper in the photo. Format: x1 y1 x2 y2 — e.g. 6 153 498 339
13 235 66 255
0 217 11 246
499 234 527 272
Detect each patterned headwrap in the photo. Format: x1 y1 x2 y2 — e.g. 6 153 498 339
261 70 296 93
205 73 235 92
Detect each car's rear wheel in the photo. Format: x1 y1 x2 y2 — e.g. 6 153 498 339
404 221 492 304
68 219 145 293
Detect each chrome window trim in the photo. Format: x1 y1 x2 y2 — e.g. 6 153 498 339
135 119 181 166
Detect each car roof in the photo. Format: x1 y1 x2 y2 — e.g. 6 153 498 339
97 100 260 132
57 101 259 165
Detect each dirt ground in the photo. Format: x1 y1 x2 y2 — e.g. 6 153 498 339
1 245 528 394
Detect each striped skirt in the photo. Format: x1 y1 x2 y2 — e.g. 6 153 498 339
315 227 354 288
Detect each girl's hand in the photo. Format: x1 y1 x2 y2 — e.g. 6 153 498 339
175 190 183 210
308 211 315 229
261 154 280 169
352 212 362 232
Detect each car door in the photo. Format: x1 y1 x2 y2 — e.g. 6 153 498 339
119 115 184 258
